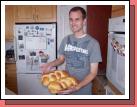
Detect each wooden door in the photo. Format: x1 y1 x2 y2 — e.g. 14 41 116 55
36 5 56 22
87 5 112 74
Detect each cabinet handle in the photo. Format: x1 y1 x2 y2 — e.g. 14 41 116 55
37 15 38 19
123 18 125 23
33 15 35 20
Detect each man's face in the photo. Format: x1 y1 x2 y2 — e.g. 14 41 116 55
69 10 86 33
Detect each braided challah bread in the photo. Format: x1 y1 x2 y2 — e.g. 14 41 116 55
48 77 78 94
41 70 69 86
41 70 79 94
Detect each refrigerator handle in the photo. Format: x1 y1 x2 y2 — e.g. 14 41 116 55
13 25 17 61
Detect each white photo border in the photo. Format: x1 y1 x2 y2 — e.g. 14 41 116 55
1 1 129 100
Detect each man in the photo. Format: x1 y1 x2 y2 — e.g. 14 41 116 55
40 6 102 95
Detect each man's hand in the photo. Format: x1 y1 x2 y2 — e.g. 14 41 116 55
40 55 65 75
57 86 80 95
40 63 55 74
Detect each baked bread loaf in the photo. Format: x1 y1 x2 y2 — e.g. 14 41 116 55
41 70 79 94
41 70 69 86
48 77 78 94
48 81 63 94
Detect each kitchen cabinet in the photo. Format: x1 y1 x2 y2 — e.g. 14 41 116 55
5 6 15 41
111 5 125 17
5 63 18 94
15 5 57 22
14 5 34 22
5 5 57 41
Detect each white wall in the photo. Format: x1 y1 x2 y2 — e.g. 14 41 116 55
57 5 87 70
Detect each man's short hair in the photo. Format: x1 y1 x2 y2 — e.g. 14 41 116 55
69 6 86 19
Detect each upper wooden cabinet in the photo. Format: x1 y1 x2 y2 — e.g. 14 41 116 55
5 5 57 41
15 5 57 22
15 6 34 22
5 6 15 41
35 6 56 22
111 5 125 17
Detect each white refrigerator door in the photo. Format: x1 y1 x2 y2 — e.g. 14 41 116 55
106 33 125 94
17 74 51 95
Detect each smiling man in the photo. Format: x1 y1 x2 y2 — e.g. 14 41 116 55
40 6 102 95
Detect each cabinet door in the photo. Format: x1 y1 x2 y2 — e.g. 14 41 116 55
36 5 57 22
15 5 35 22
111 5 125 18
5 64 17 94
5 6 15 41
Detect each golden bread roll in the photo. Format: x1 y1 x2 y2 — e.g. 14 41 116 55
48 81 63 94
60 77 78 88
41 70 69 86
65 77 78 86
54 70 69 79
58 80 68 89
41 75 49 86
41 73 56 86
47 77 78 94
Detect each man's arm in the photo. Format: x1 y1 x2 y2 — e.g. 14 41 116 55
76 63 98 90
48 55 65 67
40 55 65 73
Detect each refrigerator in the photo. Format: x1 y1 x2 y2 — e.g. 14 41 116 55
14 23 57 95
106 16 125 94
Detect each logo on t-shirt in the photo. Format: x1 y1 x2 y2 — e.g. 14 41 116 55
64 44 88 55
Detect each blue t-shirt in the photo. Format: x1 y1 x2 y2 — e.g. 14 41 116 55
58 34 102 95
